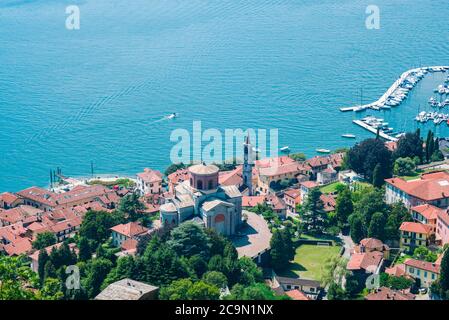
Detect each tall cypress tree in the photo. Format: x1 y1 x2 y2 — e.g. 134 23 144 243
439 249 449 296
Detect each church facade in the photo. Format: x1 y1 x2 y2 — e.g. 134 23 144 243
159 163 243 236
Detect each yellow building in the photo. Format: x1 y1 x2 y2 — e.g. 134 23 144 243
399 222 433 253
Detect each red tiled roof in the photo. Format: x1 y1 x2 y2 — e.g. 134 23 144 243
137 168 163 183
300 181 318 189
242 196 266 207
167 168 190 185
50 217 82 233
411 204 442 221
385 264 407 278
365 287 414 300
320 194 336 212
437 209 449 227
0 192 20 205
3 237 32 256
258 161 305 178
121 238 138 251
399 222 433 235
219 166 243 186
285 289 310 301
347 251 383 272
284 188 301 200
385 171 449 201
404 258 440 274
111 222 149 238
0 205 42 224
385 141 398 152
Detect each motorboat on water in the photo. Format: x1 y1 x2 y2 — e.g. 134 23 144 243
316 148 331 153
167 113 178 119
342 134 356 139
280 146 290 152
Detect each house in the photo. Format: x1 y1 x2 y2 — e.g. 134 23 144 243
242 194 286 218
29 242 77 272
385 172 449 209
299 181 318 204
347 251 384 275
436 208 449 246
111 222 149 247
404 258 440 288
17 185 120 212
167 168 190 194
0 223 31 256
399 222 433 252
306 153 344 180
317 167 338 185
136 168 163 195
254 156 309 195
0 192 22 209
273 276 321 300
365 287 415 300
0 205 42 227
353 238 390 260
283 188 301 216
49 217 82 242
320 194 337 213
385 264 409 278
410 204 442 234
95 278 159 300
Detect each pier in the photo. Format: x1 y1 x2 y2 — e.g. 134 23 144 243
340 66 449 112
352 120 398 142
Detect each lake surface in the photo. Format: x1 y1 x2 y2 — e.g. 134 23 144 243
1 0 449 191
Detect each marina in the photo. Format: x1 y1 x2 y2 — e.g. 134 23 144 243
340 66 449 112
352 117 399 142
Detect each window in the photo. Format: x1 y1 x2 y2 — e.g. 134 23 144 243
409 267 415 273
208 180 213 189
424 271 428 278
197 180 203 189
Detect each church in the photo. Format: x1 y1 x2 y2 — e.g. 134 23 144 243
159 135 254 236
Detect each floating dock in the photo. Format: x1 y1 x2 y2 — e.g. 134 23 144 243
352 120 398 142
340 66 449 112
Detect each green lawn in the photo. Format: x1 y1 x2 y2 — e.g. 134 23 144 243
278 244 341 281
320 182 344 194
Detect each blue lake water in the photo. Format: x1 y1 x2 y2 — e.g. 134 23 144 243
0 0 449 191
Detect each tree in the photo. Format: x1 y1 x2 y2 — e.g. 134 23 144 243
227 283 287 300
425 130 434 163
37 249 49 284
78 236 91 262
141 241 190 286
164 163 187 176
118 193 145 222
83 258 114 298
79 210 121 245
413 246 437 262
37 278 64 300
301 188 327 234
188 254 208 278
289 153 306 162
394 130 423 162
0 255 39 300
32 232 57 250
347 138 392 181
394 157 416 176
439 249 449 297
367 212 387 241
350 214 365 243
168 222 210 259
327 281 346 300
372 163 385 188
385 202 411 241
353 189 389 229
202 271 228 289
238 257 263 286
270 229 294 271
159 279 220 300
335 187 353 226
380 273 414 290
208 255 225 273
102 256 136 289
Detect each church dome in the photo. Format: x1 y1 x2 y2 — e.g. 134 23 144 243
188 163 219 191
188 163 219 175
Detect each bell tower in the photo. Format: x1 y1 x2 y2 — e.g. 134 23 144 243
243 134 254 196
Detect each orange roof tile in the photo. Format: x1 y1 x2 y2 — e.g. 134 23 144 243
411 204 442 220
400 222 433 235
385 171 449 201
404 258 440 274
111 222 149 238
285 289 310 300
137 168 163 183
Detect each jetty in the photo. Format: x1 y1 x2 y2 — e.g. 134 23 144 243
340 66 449 112
352 119 398 142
